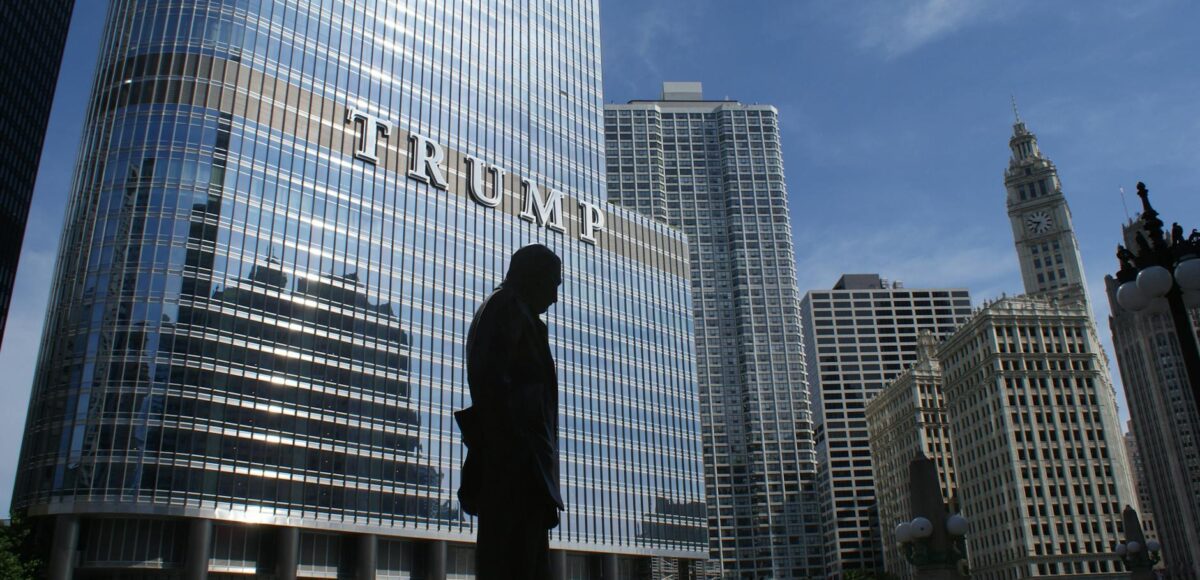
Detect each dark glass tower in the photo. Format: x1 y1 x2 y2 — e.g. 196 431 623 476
0 0 75 347
14 1 706 577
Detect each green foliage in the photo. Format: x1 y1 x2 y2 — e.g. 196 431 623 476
0 516 42 580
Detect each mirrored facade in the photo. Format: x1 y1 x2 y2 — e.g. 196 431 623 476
14 0 706 574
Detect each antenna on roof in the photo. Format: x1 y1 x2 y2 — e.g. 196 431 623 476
1010 95 1021 123
1119 186 1131 220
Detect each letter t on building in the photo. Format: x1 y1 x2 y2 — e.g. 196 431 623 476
346 107 392 163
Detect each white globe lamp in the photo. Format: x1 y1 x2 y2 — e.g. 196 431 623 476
1117 282 1151 312
910 517 933 539
1137 265 1174 297
946 514 969 537
1176 258 1200 291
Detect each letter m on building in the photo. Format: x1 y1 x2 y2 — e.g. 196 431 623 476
519 179 566 233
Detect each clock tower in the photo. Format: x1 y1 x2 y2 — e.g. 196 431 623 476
1005 115 1092 309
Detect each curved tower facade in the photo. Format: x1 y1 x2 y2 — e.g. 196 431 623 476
14 1 706 576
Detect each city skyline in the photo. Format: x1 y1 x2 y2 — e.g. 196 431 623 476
4 0 1200 518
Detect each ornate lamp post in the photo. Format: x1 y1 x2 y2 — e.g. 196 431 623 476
1114 182 1200 415
894 454 969 579
1113 505 1162 580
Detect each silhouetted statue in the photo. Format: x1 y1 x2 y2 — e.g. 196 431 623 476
456 244 564 579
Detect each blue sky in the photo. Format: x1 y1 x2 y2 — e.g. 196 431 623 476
2 0 1198 512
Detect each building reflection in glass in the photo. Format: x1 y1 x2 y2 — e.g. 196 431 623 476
14 0 705 573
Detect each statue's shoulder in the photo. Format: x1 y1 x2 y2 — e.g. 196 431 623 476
472 287 528 338
478 287 520 317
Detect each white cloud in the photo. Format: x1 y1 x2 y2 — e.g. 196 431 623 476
794 221 1021 302
602 0 706 94
841 0 1180 60
851 0 1014 58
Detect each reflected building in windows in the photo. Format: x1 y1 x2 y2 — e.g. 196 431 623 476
13 1 706 577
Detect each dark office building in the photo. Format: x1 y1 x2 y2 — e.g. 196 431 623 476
0 0 75 347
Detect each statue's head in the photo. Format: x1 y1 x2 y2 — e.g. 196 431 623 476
505 244 562 314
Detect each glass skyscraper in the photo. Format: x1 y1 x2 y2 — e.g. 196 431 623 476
14 1 706 577
0 0 75 348
605 83 822 578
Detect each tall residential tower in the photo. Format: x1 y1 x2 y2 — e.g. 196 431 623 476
14 2 707 577
605 82 821 577
800 274 972 577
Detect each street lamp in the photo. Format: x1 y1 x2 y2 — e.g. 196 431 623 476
1113 505 1162 580
1114 182 1200 415
896 454 969 579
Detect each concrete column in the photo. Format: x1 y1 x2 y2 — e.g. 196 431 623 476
601 553 618 579
550 549 568 580
47 515 80 580
276 526 300 580
432 540 451 580
356 534 377 580
184 518 212 580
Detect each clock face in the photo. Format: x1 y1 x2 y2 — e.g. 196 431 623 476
1025 211 1053 235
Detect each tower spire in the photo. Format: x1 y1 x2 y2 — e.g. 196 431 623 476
1011 95 1022 124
